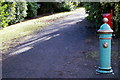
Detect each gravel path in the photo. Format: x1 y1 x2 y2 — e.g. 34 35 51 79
2 8 119 78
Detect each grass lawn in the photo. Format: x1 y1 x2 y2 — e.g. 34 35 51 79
0 8 81 53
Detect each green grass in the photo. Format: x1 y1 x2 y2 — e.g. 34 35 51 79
0 9 81 53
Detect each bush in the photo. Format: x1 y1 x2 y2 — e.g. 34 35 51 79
84 3 102 27
12 2 27 23
27 2 40 18
37 2 79 14
0 0 10 27
84 2 120 37
114 3 120 36
60 2 78 11
0 1 27 28
5 2 16 25
0 2 79 28
37 2 57 14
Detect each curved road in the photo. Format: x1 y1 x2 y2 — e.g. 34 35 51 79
2 8 119 78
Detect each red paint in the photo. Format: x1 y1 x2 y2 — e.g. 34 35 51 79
103 10 113 29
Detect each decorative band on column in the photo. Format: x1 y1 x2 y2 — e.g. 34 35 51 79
98 68 112 71
98 30 113 34
99 38 112 39
98 32 113 34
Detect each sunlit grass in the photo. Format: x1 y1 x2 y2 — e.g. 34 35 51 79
0 8 83 53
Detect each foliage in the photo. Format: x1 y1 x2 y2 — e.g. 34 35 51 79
60 2 78 11
37 2 79 14
84 2 120 37
37 2 58 14
84 3 102 27
114 3 120 36
0 10 74 52
0 1 27 28
0 2 79 28
0 0 10 27
12 2 27 23
27 2 40 18
5 2 16 25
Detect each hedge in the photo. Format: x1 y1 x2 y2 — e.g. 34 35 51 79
84 2 120 37
13 2 27 23
37 2 79 14
0 0 11 27
27 2 40 18
0 2 79 28
0 0 27 28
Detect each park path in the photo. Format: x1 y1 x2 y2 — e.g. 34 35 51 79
2 8 119 78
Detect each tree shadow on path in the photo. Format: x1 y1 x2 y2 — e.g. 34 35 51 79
2 11 119 78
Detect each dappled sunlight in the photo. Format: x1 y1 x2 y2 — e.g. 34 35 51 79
65 15 88 21
8 33 60 56
39 34 60 41
57 16 88 27
43 29 59 35
0 8 77 52
1 2 119 78
59 11 88 26
9 46 33 56
1 8 89 55
0 8 89 54
66 20 83 25
29 33 60 44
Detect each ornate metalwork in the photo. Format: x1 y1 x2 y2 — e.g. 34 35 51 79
103 42 108 48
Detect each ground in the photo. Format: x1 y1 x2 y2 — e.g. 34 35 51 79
2 8 120 78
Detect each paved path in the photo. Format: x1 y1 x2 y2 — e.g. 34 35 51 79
2 8 119 78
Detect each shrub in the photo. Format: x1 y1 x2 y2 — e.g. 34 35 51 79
54 2 79 12
60 2 77 11
37 2 57 14
84 2 120 37
0 1 27 28
27 2 40 18
114 3 120 36
37 2 79 14
6 2 16 25
84 3 102 27
0 0 10 27
12 2 27 23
